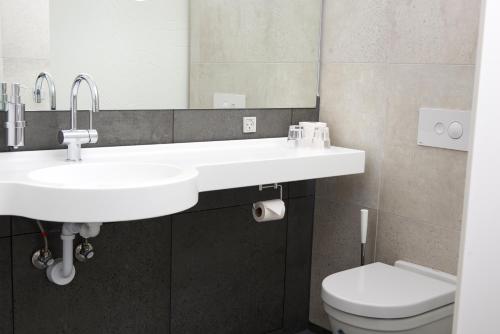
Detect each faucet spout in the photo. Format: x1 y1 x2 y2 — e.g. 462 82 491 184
33 72 57 110
70 73 100 130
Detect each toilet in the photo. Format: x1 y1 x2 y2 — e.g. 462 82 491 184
321 261 456 334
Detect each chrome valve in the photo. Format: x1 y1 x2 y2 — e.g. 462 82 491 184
32 249 55 270
75 239 95 262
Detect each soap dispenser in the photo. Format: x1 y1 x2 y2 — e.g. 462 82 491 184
4 83 26 149
0 83 7 112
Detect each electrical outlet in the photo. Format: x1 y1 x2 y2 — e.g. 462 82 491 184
243 117 257 133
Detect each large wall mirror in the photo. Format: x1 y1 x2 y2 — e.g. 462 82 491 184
0 0 322 111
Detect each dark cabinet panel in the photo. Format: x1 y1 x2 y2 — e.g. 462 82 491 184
171 205 287 334
0 238 12 334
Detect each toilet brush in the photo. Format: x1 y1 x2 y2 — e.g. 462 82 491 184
360 209 368 266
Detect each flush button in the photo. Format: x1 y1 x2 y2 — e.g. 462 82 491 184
434 122 445 135
448 121 463 139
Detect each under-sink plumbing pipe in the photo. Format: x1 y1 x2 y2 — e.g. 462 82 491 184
46 222 101 285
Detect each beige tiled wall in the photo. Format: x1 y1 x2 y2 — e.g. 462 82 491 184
310 0 481 328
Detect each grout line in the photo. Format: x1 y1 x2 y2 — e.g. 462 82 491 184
306 194 317 324
169 216 173 334
372 64 390 263
171 109 176 143
320 60 476 66
191 61 319 65
280 203 290 330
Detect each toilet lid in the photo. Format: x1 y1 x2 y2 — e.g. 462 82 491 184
321 262 456 319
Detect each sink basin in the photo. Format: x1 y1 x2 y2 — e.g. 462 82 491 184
29 162 185 189
14 162 199 223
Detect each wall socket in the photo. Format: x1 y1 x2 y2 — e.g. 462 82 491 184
243 117 257 133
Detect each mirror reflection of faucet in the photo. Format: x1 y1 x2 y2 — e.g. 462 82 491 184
33 71 57 110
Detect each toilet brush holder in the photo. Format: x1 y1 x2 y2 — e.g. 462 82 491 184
360 209 368 266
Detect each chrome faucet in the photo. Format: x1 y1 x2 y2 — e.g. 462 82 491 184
33 72 57 110
58 74 99 161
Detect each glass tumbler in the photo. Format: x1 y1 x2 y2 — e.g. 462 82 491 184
312 126 331 149
287 125 304 147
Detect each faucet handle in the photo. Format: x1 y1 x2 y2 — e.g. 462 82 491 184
58 129 98 145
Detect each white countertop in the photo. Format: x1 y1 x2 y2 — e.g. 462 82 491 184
0 138 365 222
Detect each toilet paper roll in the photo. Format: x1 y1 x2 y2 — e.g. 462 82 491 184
252 199 286 222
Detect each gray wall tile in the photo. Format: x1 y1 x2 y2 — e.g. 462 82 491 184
12 218 171 334
171 205 286 334
173 109 291 142
321 0 391 63
0 110 173 152
291 108 319 124
93 110 173 147
283 197 315 333
0 216 11 238
0 238 12 334
375 211 461 275
387 0 481 64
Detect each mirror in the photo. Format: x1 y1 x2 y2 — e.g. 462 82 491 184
0 0 321 111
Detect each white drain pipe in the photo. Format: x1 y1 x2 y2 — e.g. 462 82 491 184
46 223 101 285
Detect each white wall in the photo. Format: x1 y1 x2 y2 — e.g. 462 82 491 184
50 0 188 110
453 0 500 333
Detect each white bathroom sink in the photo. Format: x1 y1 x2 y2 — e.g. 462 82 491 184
13 162 199 223
0 138 365 223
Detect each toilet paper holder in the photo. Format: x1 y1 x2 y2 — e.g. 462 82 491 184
258 183 283 200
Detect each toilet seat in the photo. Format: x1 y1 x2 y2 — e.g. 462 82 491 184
321 262 456 319
323 302 454 332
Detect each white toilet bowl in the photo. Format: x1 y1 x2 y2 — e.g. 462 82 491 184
321 261 456 334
